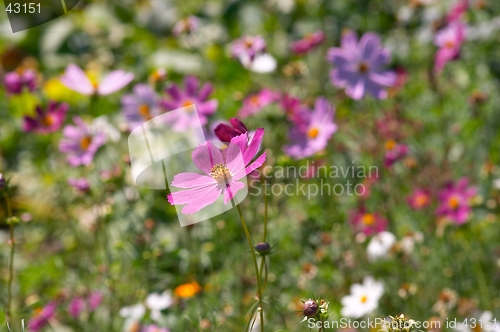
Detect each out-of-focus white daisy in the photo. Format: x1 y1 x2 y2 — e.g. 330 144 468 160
240 53 277 73
119 303 146 331
455 311 500 332
341 276 384 318
145 291 173 321
366 231 396 262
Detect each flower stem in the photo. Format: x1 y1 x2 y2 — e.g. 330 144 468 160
4 191 14 323
236 204 264 332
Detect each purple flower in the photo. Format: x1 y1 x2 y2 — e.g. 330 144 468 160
23 101 68 134
436 178 477 225
68 297 86 318
142 325 170 332
434 22 466 73
59 117 106 167
60 64 134 96
350 207 388 236
173 16 200 36
291 31 325 54
68 178 90 193
383 140 409 168
280 94 310 125
4 69 36 94
238 89 280 118
214 118 248 143
167 129 266 214
28 301 57 332
121 84 161 130
161 76 218 128
283 97 337 160
230 35 266 61
327 30 396 100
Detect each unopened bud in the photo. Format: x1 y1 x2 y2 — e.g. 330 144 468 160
302 299 319 317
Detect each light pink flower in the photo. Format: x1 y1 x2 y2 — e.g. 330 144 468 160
173 16 200 36
238 89 280 118
167 129 266 214
60 64 134 96
434 22 466 73
447 0 469 23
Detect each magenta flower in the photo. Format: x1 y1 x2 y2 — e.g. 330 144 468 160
283 97 337 160
167 129 266 214
447 0 469 23
142 325 170 332
60 64 134 96
238 89 280 118
383 140 409 168
436 178 477 225
28 301 57 332
59 117 106 167
68 178 90 193
230 35 266 61
350 207 387 236
4 69 36 94
291 31 325 54
434 22 466 73
68 297 86 318
88 291 103 311
214 118 248 143
280 94 310 125
121 84 161 130
173 16 200 36
161 76 218 127
407 189 431 210
327 30 396 100
23 101 68 134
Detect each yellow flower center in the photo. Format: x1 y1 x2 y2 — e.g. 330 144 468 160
360 295 368 303
448 197 459 209
174 282 201 298
210 163 232 185
385 140 396 151
42 115 55 126
182 99 194 112
362 213 375 225
358 61 370 73
445 40 455 49
80 136 92 151
308 127 319 139
250 95 260 106
415 194 429 207
244 37 254 48
138 104 151 120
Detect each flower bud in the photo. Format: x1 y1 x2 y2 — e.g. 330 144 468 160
214 123 233 143
254 242 271 256
302 299 319 317
229 118 247 135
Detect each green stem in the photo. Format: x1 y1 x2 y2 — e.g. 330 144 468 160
5 192 14 323
236 205 264 332
263 193 268 242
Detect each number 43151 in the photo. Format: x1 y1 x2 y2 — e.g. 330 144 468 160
5 3 41 14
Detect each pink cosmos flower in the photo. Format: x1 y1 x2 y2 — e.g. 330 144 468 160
283 97 337 160
28 301 57 332
68 297 86 318
230 35 267 61
291 31 325 54
238 89 280 118
167 129 266 214
407 189 431 210
327 30 396 100
434 22 467 73
436 178 477 224
350 207 387 236
23 101 68 134
173 16 200 36
67 291 103 318
383 140 409 168
280 94 310 125
87 291 103 311
121 84 161 130
142 325 170 332
214 118 248 143
4 69 36 94
161 76 218 127
59 117 106 167
60 64 134 96
447 0 469 23
68 178 90 193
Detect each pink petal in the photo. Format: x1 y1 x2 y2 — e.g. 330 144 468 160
192 141 224 174
223 181 246 204
60 64 94 95
242 128 264 165
171 172 215 188
97 70 134 95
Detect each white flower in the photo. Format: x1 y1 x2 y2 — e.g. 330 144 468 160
239 53 277 73
366 232 396 262
341 276 384 318
456 311 500 332
119 303 145 331
145 291 173 321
